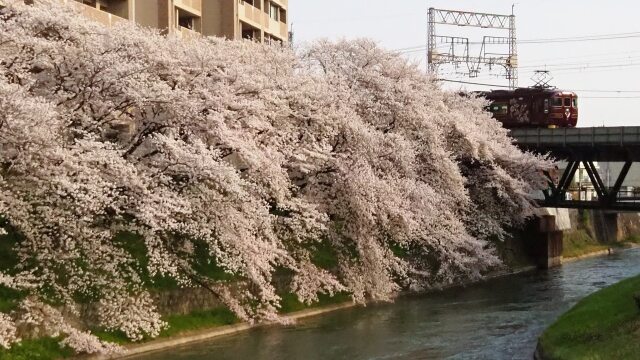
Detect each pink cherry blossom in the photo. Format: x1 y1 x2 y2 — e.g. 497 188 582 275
0 0 553 353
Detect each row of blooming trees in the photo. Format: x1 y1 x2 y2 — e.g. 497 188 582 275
0 0 552 354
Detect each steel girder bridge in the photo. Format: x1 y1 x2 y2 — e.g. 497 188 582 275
510 126 640 211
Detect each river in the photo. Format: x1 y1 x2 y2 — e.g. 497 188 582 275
132 248 640 360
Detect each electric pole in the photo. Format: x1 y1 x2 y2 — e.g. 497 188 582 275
427 8 518 89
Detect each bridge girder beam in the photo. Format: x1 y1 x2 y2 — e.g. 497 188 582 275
510 127 640 211
539 160 638 211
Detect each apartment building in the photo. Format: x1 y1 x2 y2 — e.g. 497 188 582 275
1 0 289 44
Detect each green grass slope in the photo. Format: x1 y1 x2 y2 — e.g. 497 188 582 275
539 274 640 359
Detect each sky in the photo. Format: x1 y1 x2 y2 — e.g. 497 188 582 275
290 0 640 128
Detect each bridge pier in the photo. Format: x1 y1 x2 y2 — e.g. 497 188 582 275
591 211 620 244
525 214 563 269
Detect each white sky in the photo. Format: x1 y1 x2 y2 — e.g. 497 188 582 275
290 0 640 128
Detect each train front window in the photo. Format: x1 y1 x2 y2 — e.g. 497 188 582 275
490 103 508 115
553 97 562 106
572 98 578 108
563 98 571 107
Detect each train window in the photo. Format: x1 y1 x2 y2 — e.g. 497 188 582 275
553 97 562 106
564 98 571 106
572 98 578 108
490 104 508 115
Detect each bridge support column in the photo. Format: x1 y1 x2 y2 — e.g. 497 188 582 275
525 215 563 269
592 211 620 243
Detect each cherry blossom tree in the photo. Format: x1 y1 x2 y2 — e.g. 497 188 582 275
0 0 553 354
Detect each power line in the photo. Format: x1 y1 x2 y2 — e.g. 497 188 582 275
436 79 511 88
518 56 640 70
524 62 640 72
521 64 640 76
436 79 640 96
580 96 640 99
524 49 640 65
573 89 640 93
396 31 640 54
519 32 640 44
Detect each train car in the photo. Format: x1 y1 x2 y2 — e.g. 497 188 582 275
477 88 578 128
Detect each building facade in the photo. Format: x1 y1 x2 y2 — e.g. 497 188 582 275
1 0 289 44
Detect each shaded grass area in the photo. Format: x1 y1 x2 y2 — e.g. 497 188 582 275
539 273 640 360
625 234 640 244
0 338 73 360
0 225 352 359
2 291 353 360
562 229 609 258
93 307 239 345
563 230 640 259
0 220 26 313
94 291 353 345
280 292 352 314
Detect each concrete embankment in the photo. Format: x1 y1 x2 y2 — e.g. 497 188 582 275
86 264 540 360
87 302 357 360
85 210 640 359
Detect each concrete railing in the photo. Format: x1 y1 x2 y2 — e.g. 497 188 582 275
174 0 202 15
239 1 262 25
177 26 200 39
69 1 129 27
269 0 287 9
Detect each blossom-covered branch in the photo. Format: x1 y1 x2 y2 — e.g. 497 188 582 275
0 0 553 353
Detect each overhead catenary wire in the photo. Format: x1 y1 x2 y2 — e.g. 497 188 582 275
435 79 640 97
394 31 640 55
418 30 640 97
578 96 640 99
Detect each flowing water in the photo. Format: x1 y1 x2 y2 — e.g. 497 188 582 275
133 248 640 360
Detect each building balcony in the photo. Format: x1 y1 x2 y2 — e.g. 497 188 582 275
269 0 287 9
266 18 287 40
176 25 200 39
239 0 262 26
173 0 201 16
73 0 129 27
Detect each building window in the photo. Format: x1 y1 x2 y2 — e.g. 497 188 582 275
241 22 260 41
269 3 279 21
279 8 287 23
265 34 282 46
176 7 200 32
178 16 193 30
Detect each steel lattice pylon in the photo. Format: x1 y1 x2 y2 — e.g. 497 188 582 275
427 8 518 89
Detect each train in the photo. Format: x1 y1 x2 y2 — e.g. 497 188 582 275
476 87 578 128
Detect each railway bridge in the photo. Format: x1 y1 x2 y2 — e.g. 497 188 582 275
510 126 640 268
511 126 640 212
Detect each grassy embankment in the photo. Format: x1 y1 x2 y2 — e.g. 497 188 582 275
563 231 640 259
562 210 640 258
538 273 640 359
0 226 351 359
